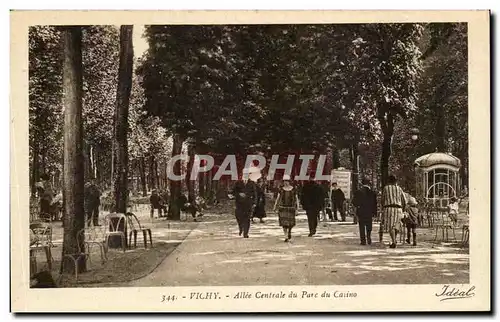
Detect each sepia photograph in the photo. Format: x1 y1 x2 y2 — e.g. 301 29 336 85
11 10 490 312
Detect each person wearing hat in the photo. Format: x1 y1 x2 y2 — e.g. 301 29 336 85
84 178 101 226
230 181 246 236
242 167 260 236
331 182 346 221
252 178 267 223
231 174 258 238
273 174 300 242
300 176 325 237
352 178 377 245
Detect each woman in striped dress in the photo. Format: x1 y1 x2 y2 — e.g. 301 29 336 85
273 175 299 242
380 175 406 248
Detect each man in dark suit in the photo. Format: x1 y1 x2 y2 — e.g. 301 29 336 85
300 178 325 237
352 178 377 245
231 179 257 238
331 182 346 221
84 178 101 227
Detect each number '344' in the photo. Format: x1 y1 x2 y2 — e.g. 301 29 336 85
161 295 177 302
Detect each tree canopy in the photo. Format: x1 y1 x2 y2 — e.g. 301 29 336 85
29 23 468 195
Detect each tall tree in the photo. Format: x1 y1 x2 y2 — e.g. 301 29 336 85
29 26 63 194
416 23 468 182
351 24 423 186
29 26 121 193
128 74 172 196
138 25 234 218
60 26 86 274
82 26 120 185
113 25 134 216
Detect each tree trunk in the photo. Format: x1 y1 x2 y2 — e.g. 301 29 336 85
332 148 341 169
379 114 395 187
90 144 96 179
163 162 168 191
186 144 196 203
84 141 91 180
155 161 160 190
111 25 134 248
110 141 115 188
147 155 152 190
458 147 468 190
140 156 147 196
435 102 447 152
148 155 156 190
371 159 376 190
351 142 359 196
168 134 183 220
41 147 46 176
199 172 205 198
94 145 100 183
60 26 86 274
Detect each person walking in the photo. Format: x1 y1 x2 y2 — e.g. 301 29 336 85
84 178 101 227
242 178 258 237
380 175 406 248
403 193 419 246
352 178 377 245
300 178 324 237
331 182 346 221
231 178 257 238
252 178 267 223
230 181 246 236
273 175 299 242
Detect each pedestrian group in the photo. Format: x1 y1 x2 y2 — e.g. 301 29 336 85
229 171 423 248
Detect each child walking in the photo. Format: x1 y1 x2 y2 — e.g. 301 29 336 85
403 193 419 246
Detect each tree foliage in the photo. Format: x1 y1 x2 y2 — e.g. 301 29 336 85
29 26 63 186
29 22 468 208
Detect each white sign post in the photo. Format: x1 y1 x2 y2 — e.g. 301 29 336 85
330 169 352 200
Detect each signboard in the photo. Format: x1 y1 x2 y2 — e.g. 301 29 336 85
330 169 352 200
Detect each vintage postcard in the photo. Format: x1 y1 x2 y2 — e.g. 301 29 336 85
11 10 490 312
